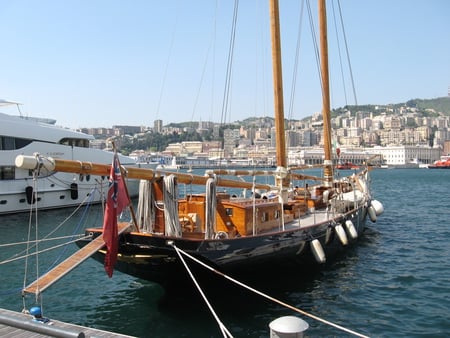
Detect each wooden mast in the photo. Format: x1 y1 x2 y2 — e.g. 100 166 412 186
319 0 333 182
269 0 289 188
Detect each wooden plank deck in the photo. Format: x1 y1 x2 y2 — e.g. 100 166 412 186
0 307 136 337
23 223 131 295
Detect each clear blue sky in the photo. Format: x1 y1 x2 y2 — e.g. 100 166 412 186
1 0 449 129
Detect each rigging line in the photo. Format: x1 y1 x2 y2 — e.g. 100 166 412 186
253 0 269 123
287 0 305 121
9 187 97 267
173 245 369 338
39 186 97 241
0 234 86 248
172 244 233 338
208 0 219 123
34 175 41 303
155 2 179 120
331 0 348 106
22 178 35 301
46 189 94 272
306 0 323 96
0 236 92 266
46 173 105 189
337 0 358 105
220 0 239 126
190 3 217 123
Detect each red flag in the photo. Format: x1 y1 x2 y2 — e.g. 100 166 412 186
103 152 129 277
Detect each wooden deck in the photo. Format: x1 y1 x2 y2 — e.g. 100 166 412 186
23 222 131 295
0 307 135 337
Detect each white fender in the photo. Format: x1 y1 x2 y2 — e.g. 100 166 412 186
296 241 306 255
368 206 377 222
311 239 326 264
323 190 329 203
345 220 358 239
371 199 384 216
356 176 368 193
325 226 333 244
335 224 348 246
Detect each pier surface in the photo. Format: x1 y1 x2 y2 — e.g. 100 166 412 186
0 307 135 337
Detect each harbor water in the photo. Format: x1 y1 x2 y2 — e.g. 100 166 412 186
0 169 449 337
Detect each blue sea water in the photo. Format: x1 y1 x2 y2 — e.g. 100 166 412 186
0 169 449 337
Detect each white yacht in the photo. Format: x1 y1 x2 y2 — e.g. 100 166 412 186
0 100 149 215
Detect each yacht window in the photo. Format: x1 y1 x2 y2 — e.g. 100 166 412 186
59 138 89 148
0 136 32 150
0 166 15 180
15 138 33 149
1 136 15 150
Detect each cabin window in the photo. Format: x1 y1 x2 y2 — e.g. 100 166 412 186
0 136 32 150
225 208 233 216
0 166 15 180
59 138 89 148
274 210 280 219
0 136 15 150
15 138 33 149
261 212 268 222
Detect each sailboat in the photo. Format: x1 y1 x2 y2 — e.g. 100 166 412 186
16 0 383 290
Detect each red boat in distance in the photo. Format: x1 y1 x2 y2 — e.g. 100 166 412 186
428 156 450 169
336 162 360 170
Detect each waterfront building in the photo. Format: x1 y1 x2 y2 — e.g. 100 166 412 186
372 145 440 167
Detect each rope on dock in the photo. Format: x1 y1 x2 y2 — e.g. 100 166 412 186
170 243 369 338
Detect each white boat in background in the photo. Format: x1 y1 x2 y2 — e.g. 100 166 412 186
156 156 180 170
0 100 152 215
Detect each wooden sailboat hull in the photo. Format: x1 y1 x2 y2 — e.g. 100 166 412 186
76 204 369 288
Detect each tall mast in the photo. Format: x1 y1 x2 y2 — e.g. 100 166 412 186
269 0 287 170
319 0 333 182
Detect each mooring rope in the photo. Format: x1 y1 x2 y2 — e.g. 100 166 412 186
172 244 232 338
163 175 182 237
170 243 369 338
136 179 154 232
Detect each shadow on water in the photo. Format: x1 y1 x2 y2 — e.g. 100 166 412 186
1 222 380 337
143 229 380 336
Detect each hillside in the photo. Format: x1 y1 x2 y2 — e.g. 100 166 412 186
166 97 450 128
406 97 450 115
